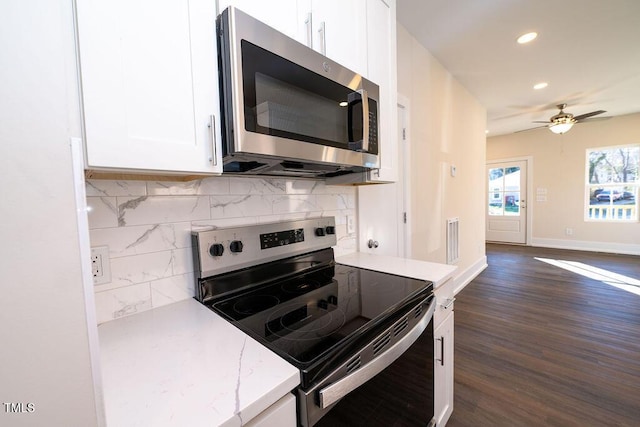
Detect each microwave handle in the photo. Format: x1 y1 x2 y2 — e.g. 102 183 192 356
347 89 370 152
317 297 436 409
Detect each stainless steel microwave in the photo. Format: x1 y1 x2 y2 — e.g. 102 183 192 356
217 7 380 178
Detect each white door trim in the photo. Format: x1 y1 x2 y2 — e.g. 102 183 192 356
486 156 533 245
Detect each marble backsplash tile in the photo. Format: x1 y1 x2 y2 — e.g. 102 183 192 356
87 176 357 324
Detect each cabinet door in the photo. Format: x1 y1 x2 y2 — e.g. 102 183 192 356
434 311 454 426
307 0 367 76
218 0 299 40
76 0 221 174
366 0 398 182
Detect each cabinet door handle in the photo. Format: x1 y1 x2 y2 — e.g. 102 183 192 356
318 21 326 55
304 13 313 48
208 115 217 165
436 336 445 366
441 297 456 310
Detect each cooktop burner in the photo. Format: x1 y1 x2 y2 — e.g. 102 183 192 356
265 301 346 341
207 251 432 371
232 294 280 315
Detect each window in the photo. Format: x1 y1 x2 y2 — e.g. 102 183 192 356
488 166 521 216
585 145 639 221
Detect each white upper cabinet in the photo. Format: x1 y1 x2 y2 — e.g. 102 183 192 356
76 0 222 174
366 0 397 182
302 0 397 182
218 0 300 40
299 0 368 77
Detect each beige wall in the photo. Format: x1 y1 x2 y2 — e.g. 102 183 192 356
487 112 640 254
397 25 487 283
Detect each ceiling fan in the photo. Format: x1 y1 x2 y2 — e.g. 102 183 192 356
520 104 607 134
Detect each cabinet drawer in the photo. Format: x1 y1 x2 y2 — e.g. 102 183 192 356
245 393 296 427
434 278 454 329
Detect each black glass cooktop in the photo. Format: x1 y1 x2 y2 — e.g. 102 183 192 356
202 249 433 388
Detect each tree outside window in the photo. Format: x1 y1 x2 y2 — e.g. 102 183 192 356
586 145 639 221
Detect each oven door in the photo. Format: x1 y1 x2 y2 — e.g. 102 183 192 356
218 7 379 171
299 296 436 427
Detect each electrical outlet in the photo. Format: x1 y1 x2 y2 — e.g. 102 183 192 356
565 228 573 236
347 215 355 234
91 246 111 285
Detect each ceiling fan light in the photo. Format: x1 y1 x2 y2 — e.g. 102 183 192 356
517 32 538 44
549 122 574 134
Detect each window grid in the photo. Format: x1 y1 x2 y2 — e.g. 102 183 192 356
585 144 639 222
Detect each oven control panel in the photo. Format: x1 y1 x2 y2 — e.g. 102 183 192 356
193 217 337 277
260 228 305 249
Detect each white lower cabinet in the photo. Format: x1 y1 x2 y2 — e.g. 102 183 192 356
434 278 455 426
434 311 454 426
245 393 296 427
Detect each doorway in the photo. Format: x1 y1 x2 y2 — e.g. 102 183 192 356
486 159 528 244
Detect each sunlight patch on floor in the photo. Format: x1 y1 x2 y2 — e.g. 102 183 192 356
534 257 640 296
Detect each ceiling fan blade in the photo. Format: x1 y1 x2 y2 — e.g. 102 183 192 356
574 116 611 124
515 125 548 133
573 110 606 121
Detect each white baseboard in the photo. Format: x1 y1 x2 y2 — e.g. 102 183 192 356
453 255 488 295
530 238 640 256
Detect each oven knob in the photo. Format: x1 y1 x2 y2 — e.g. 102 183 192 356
315 227 326 237
325 226 336 235
209 243 224 257
229 240 244 253
317 299 328 310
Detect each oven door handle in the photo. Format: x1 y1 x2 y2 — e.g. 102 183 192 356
318 297 436 409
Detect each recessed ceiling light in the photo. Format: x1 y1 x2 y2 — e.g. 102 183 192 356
517 32 538 44
533 82 548 90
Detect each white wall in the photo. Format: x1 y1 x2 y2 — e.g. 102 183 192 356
0 1 101 426
396 25 487 287
488 113 640 255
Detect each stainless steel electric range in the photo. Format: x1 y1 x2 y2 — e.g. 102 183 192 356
192 218 436 427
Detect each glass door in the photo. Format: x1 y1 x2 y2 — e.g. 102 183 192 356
486 160 527 244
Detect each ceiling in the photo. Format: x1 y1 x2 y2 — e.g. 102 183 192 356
396 0 640 136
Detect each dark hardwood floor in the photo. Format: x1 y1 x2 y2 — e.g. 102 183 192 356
447 244 640 427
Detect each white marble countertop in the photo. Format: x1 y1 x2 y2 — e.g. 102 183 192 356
98 298 299 427
336 252 457 288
